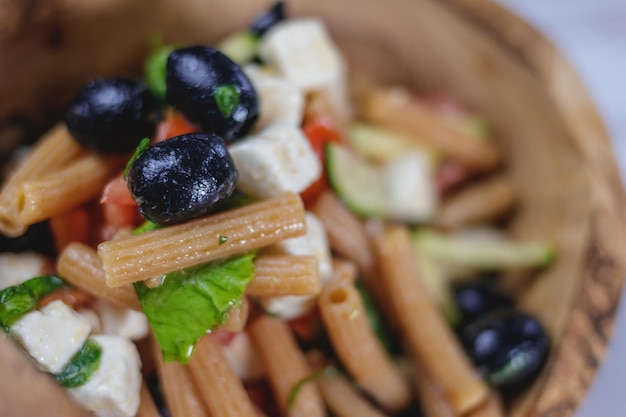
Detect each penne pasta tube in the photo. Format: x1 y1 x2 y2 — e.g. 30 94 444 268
247 255 321 297
57 242 140 311
435 176 517 229
153 340 210 417
467 393 504 417
218 298 250 333
248 315 326 417
358 87 501 171
317 371 390 417
374 226 488 414
187 335 257 417
318 280 411 412
0 124 84 236
99 192 307 287
413 364 458 417
136 382 161 417
330 257 358 284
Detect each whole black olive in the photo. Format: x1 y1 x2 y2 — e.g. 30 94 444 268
65 78 160 153
166 46 259 141
460 309 550 397
453 281 513 330
249 1 285 37
126 133 238 225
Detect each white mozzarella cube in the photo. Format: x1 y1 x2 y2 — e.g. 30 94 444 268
10 300 91 373
93 299 149 341
259 18 345 91
223 332 264 381
384 151 438 223
273 212 333 283
68 335 142 417
0 252 51 290
260 294 316 320
229 123 321 198
243 65 304 130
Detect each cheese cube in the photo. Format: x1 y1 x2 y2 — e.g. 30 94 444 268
243 65 304 130
0 252 51 290
68 335 142 417
229 123 321 198
93 299 149 341
10 300 91 373
258 18 345 91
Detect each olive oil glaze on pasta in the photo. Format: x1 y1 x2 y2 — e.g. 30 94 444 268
0 2 554 417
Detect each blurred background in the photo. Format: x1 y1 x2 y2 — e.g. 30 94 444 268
495 0 626 415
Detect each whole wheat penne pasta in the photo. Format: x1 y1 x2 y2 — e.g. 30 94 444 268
187 335 257 417
317 370 390 417
99 192 307 287
0 124 84 236
413 364 457 417
218 298 250 333
318 280 411 412
248 315 326 417
466 393 504 417
13 152 124 226
358 87 501 171
374 226 488 414
136 382 161 417
57 242 140 311
330 257 358 284
247 255 321 297
435 176 517 229
153 340 209 417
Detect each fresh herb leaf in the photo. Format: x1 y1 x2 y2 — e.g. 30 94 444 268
144 40 174 101
134 220 163 235
0 275 66 330
124 138 150 180
287 366 338 409
355 280 393 353
214 84 240 118
218 235 228 245
135 253 256 363
55 339 103 388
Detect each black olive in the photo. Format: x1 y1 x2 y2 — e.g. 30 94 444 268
126 133 238 225
65 78 160 154
249 1 286 37
166 46 259 141
453 281 513 330
460 309 550 397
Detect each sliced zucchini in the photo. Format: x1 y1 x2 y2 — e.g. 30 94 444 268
326 143 386 218
412 228 556 271
218 31 259 65
326 144 437 222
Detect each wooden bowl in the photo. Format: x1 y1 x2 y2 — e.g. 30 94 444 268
1 0 625 416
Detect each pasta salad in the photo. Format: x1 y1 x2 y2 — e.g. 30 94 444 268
0 2 556 417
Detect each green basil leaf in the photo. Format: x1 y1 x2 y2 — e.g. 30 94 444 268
214 84 240 118
55 339 103 388
287 366 338 409
133 219 162 235
124 137 150 180
0 275 66 330
135 253 256 363
355 280 394 353
144 41 173 101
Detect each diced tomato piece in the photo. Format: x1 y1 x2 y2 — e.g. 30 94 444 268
101 173 135 206
154 109 200 143
300 117 343 207
288 307 322 344
49 207 91 253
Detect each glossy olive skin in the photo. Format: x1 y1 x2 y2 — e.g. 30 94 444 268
126 133 238 225
249 1 285 36
453 281 513 330
166 46 259 141
65 78 160 153
460 309 550 397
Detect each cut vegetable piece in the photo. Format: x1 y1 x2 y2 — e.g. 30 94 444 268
326 143 386 218
326 143 437 223
415 248 460 326
347 122 437 164
218 31 259 65
413 229 556 270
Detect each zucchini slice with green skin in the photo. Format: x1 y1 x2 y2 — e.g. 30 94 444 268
326 143 437 222
326 143 387 218
412 229 556 270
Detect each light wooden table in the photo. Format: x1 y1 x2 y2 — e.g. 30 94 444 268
496 1 626 415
